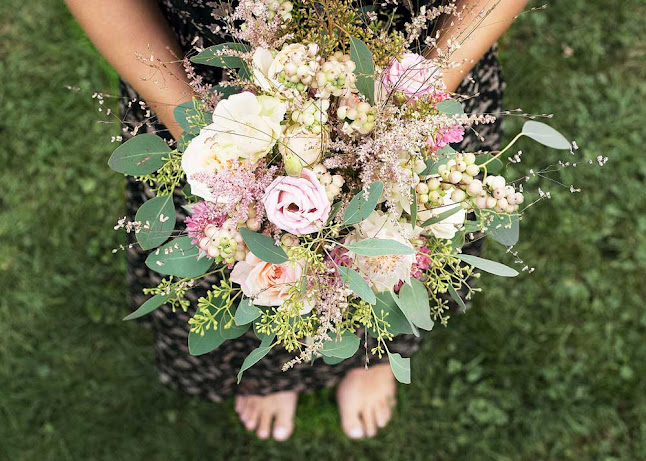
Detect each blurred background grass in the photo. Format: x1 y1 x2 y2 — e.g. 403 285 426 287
1 0 644 459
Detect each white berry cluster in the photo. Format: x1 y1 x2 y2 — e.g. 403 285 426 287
198 221 247 264
290 99 330 133
312 164 345 201
276 44 321 92
417 153 524 214
267 0 293 21
310 52 357 99
337 97 376 135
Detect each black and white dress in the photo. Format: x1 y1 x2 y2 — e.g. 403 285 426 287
120 0 504 401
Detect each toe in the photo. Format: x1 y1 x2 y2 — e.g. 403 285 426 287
361 407 378 438
256 409 273 440
272 401 296 442
242 399 259 431
374 400 392 428
340 409 364 439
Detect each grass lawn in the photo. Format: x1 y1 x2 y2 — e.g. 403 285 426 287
1 0 644 459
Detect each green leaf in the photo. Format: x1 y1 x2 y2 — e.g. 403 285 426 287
173 100 212 131
108 134 171 175
135 195 176 251
388 352 411 384
239 227 288 264
421 205 462 227
349 36 375 104
448 284 467 313
190 43 250 68
343 181 383 225
421 145 456 176
237 333 275 383
456 254 519 277
323 355 347 365
369 292 415 337
145 236 212 278
346 238 415 257
123 292 173 321
337 266 376 305
521 121 571 150
234 298 261 325
436 99 464 115
177 128 198 153
410 188 417 225
320 330 360 359
213 84 241 99
188 302 250 356
479 211 520 246
395 279 434 331
476 154 504 174
451 230 466 250
327 201 342 224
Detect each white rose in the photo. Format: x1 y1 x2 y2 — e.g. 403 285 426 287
251 47 275 92
181 92 286 200
417 188 466 239
278 125 327 168
346 211 417 292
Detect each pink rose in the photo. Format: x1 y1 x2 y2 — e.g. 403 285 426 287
383 53 443 99
263 168 331 235
230 253 313 313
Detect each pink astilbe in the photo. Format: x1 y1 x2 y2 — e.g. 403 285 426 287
191 162 278 224
426 125 465 152
185 201 228 245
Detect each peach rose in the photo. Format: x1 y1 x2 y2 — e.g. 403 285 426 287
230 253 313 313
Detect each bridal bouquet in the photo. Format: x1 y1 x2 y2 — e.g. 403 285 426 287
110 0 580 383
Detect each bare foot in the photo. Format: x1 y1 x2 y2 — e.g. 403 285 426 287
234 390 298 441
336 363 396 438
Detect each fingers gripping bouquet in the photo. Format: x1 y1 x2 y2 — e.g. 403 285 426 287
110 0 582 383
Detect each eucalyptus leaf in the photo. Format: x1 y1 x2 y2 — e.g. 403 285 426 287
237 333 275 383
320 330 360 359
108 134 171 175
188 302 250 356
213 84 241 99
410 188 417 224
240 227 288 264
190 43 250 68
421 145 456 176
145 236 212 278
349 36 375 104
476 154 504 174
421 205 462 227
173 100 211 131
346 238 415 257
123 292 173 321
456 254 519 277
395 279 434 331
448 284 467 313
234 298 262 325
480 211 520 246
369 292 415 337
521 121 571 150
337 266 376 305
135 195 176 251
323 355 347 365
436 99 464 115
343 181 383 225
388 352 411 384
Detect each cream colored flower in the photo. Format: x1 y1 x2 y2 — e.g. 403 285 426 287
417 188 466 239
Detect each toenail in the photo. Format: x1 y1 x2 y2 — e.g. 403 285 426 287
257 430 269 439
348 427 363 439
273 426 289 440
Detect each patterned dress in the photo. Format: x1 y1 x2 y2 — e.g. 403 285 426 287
120 0 504 401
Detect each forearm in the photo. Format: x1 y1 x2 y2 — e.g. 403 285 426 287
65 0 193 139
425 0 528 92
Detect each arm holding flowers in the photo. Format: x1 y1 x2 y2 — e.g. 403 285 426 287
65 0 192 139
425 0 529 92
